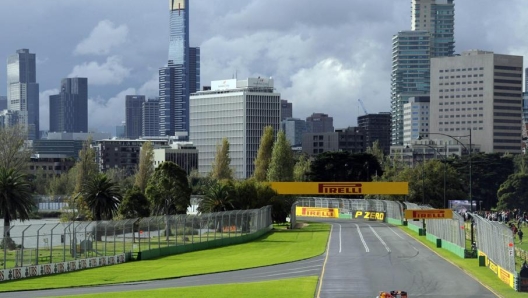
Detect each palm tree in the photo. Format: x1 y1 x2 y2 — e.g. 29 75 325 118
81 173 122 221
199 182 234 213
0 167 34 240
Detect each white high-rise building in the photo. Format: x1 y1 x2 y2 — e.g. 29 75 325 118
429 50 523 153
190 78 281 179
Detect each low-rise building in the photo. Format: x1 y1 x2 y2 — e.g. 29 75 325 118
153 142 198 174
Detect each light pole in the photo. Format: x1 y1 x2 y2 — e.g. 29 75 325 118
419 129 474 246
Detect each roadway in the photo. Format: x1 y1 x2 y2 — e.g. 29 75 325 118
315 219 496 297
0 219 497 297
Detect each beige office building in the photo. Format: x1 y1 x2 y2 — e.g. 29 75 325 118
429 50 523 153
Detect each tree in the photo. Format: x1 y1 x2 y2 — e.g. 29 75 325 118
74 137 98 193
451 153 514 210
81 173 122 221
497 173 528 210
0 125 31 173
267 131 294 182
118 187 151 219
146 161 191 215
47 170 76 197
293 154 311 182
253 126 274 181
308 152 382 182
198 181 234 213
135 141 155 193
30 167 49 195
366 140 386 168
210 138 233 180
106 168 135 194
0 168 35 241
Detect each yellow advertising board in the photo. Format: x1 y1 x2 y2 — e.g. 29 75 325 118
270 182 408 195
296 207 339 218
479 251 515 289
404 209 453 219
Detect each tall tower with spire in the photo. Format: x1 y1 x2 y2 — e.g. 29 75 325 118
159 0 200 139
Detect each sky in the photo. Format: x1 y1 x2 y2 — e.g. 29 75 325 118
0 0 527 135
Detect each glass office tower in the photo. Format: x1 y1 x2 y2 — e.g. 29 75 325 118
160 0 200 138
7 49 39 140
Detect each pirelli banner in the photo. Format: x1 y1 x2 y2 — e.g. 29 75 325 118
404 209 453 220
296 207 339 218
270 182 408 195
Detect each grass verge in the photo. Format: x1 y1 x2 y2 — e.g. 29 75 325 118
0 222 329 292
400 226 524 298
57 276 319 298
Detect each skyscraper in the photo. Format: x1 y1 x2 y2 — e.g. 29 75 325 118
281 99 293 120
7 49 39 140
159 0 200 138
49 77 88 133
390 0 455 145
390 31 431 145
143 98 160 137
411 0 455 57
125 95 145 139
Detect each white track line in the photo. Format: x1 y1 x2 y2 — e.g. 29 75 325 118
338 224 342 253
386 224 405 239
316 224 333 298
355 223 369 252
369 224 391 252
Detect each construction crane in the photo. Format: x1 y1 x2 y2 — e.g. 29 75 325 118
358 98 368 115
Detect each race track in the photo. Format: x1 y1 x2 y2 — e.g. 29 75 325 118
1 219 498 297
315 219 496 297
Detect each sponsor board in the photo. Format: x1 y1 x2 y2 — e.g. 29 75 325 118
296 207 339 218
0 254 126 283
480 251 515 289
404 209 453 220
270 182 408 195
353 211 385 221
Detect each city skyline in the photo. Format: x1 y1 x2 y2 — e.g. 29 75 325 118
0 0 527 134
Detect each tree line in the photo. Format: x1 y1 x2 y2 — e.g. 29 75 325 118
2 124 526 249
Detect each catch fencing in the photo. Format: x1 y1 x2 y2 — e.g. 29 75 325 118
0 206 272 271
472 213 515 273
425 207 465 249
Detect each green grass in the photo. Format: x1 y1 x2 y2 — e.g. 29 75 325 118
400 226 525 298
56 276 319 298
0 223 330 292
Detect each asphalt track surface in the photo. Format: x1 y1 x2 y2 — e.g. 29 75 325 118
1 219 497 298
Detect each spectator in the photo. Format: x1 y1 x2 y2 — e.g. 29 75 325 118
519 229 524 244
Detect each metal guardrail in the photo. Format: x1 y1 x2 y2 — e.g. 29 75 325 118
0 206 272 270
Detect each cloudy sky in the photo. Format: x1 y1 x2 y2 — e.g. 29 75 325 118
0 0 526 134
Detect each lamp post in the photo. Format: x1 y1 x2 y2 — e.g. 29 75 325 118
419 129 473 245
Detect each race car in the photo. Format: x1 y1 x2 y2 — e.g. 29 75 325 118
377 290 408 298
